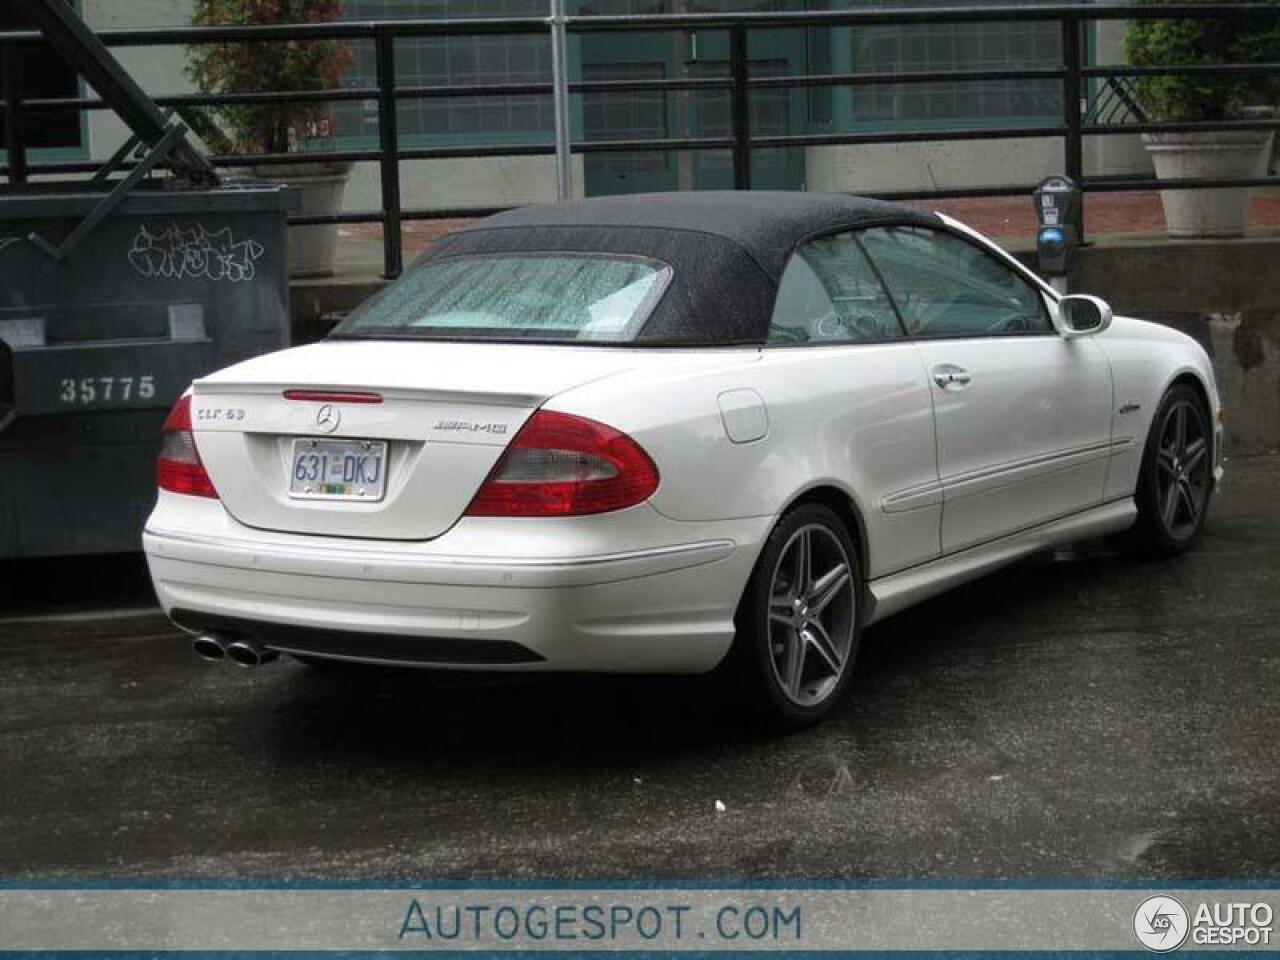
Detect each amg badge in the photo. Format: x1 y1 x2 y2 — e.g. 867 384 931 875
432 419 509 436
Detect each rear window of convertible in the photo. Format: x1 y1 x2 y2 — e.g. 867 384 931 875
333 254 673 343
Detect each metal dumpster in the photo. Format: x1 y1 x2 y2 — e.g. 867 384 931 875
0 0 293 557
0 183 291 556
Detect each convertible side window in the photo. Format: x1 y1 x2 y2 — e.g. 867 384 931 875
768 233 904 344
858 226 1051 338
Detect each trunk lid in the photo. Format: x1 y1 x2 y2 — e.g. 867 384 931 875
189 340 640 540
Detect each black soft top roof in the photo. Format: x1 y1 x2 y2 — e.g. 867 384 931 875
426 191 942 345
452 191 939 280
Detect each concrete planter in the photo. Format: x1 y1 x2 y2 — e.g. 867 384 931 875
250 161 353 278
1143 130 1274 238
1239 106 1279 174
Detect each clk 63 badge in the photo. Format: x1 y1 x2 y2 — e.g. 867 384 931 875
196 407 246 422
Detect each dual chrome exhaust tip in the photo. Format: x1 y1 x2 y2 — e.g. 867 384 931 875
191 633 278 668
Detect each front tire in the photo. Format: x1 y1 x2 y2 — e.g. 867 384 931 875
729 503 863 731
1132 383 1213 555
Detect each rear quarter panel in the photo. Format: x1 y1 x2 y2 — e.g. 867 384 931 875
547 342 942 579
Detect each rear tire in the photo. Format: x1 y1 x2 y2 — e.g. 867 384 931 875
727 503 863 732
1131 383 1213 556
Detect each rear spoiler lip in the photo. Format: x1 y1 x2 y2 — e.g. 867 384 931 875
189 379 549 410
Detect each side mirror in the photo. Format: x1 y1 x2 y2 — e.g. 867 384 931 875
1053 294 1112 339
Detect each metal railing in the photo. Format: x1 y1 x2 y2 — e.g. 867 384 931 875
2 3 1278 278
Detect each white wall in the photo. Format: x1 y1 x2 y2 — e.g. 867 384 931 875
1088 18 1151 179
804 137 1065 194
344 155 586 214
81 0 196 159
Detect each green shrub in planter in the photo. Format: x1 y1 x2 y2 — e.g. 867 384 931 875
186 1 356 277
1126 0 1280 237
186 0 353 154
1125 0 1280 120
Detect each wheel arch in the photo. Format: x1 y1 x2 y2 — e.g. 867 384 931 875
775 483 870 578
1165 369 1213 419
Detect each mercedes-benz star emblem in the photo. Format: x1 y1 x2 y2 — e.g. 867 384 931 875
315 404 341 433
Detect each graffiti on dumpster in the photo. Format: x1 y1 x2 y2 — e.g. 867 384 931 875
127 223 266 283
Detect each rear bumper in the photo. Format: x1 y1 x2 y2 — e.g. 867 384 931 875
143 496 769 673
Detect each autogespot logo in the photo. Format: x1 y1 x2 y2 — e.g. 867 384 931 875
1134 895 1190 952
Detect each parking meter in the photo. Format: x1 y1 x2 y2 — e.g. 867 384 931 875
1032 175 1081 291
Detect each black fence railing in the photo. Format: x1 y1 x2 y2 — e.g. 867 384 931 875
2 4 1278 278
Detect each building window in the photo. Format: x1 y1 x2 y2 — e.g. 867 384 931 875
332 0 1069 147
849 7 1063 127
806 1 833 127
582 61 669 178
0 1 83 152
335 0 553 142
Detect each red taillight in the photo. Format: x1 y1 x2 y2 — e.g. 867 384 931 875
465 410 659 517
157 395 219 499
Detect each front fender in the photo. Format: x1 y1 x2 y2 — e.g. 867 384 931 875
1095 316 1223 499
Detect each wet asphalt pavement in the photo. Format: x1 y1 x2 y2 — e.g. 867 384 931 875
1 456 1277 882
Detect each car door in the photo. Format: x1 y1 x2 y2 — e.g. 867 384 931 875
858 225 1113 554
763 232 942 578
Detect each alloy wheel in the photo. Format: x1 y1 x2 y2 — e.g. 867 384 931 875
766 524 856 707
1155 399 1210 540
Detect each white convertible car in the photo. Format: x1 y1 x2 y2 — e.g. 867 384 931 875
144 192 1222 728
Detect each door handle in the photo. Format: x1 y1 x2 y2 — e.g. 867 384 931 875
932 365 972 390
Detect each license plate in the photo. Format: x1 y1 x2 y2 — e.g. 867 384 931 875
289 438 388 501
